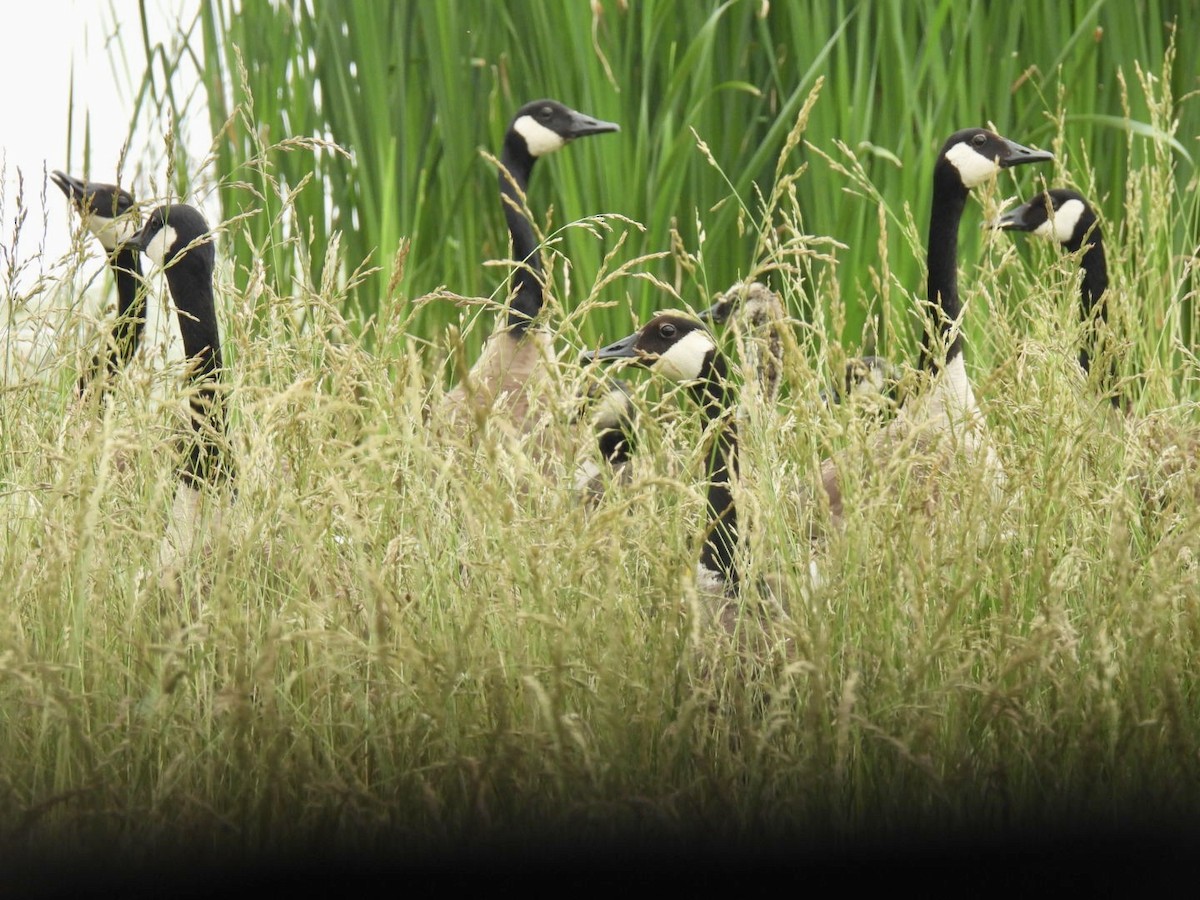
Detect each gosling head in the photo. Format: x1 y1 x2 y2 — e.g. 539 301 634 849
821 355 905 408
698 281 784 328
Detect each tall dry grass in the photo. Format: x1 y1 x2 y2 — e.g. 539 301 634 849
1 0 1198 870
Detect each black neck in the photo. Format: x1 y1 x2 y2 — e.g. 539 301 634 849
1065 222 1118 407
920 165 969 372
77 244 146 397
166 258 233 488
597 422 633 464
690 351 739 590
499 135 543 335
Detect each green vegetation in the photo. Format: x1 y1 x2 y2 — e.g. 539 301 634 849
2 0 1199 862
181 0 1198 364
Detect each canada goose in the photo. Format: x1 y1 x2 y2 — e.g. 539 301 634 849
916 128 1052 405
582 312 750 615
128 203 234 574
582 311 822 643
442 99 619 436
573 323 945 624
994 188 1120 408
49 170 146 397
573 282 784 507
996 189 1199 514
871 128 1052 504
580 129 1052 603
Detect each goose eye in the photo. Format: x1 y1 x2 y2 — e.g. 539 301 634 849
539 106 552 120
660 323 677 339
972 133 987 147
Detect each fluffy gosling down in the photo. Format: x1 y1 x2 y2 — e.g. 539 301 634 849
699 280 905 417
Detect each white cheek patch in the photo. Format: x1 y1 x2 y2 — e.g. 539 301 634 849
1049 198 1086 244
655 329 714 382
87 214 139 252
945 141 1001 189
144 224 178 267
591 387 631 428
514 115 566 157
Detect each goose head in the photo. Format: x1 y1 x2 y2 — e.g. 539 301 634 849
508 99 620 159
938 128 1053 189
582 312 718 384
51 170 140 251
131 204 214 272
994 188 1095 247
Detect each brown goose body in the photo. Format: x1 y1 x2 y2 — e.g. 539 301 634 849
439 100 618 447
444 328 558 435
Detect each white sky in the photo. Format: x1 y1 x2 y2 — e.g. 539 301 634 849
0 0 211 294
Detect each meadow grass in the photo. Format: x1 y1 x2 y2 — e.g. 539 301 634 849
2 0 1200 870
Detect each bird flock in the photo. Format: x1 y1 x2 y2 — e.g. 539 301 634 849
24 98 1187 629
